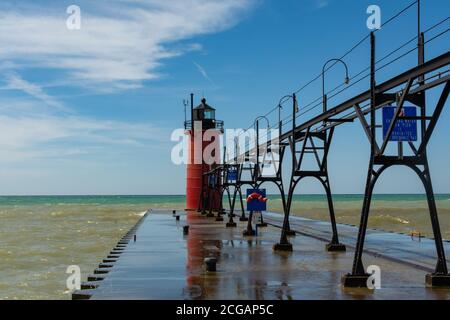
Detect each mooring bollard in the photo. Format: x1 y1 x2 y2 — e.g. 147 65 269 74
183 225 189 235
204 257 217 272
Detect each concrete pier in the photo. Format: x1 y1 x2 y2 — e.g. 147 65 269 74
72 210 450 300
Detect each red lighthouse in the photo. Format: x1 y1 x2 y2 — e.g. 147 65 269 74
185 95 223 211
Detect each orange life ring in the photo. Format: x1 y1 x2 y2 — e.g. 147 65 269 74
246 192 268 203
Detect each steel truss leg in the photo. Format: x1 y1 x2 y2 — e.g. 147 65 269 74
226 187 237 228
319 174 346 252
243 210 256 236
416 160 449 287
278 184 295 237
341 157 378 288
354 159 377 276
238 186 248 222
273 182 294 237
423 171 448 274
206 186 215 217
227 187 233 210
215 188 224 221
273 179 296 252
202 186 208 214
274 181 292 234
229 186 238 216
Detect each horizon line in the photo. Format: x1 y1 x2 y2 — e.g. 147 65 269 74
0 193 449 197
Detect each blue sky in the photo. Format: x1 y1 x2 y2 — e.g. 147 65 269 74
0 0 448 195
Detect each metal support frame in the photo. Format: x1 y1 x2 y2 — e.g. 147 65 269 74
275 101 346 252
255 144 288 229
343 31 450 288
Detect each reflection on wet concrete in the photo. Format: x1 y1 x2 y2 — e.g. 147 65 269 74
87 210 450 300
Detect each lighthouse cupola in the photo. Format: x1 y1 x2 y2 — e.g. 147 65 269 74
192 98 223 131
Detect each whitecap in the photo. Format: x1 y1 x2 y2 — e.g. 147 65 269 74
135 211 147 217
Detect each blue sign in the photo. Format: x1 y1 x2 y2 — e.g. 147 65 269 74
246 189 267 212
382 106 417 142
227 170 238 182
208 175 216 187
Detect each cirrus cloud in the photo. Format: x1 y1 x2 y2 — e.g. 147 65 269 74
0 0 255 90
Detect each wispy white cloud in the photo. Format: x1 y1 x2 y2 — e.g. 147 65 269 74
0 97 170 163
314 0 329 9
0 0 255 90
194 62 216 86
1 74 70 113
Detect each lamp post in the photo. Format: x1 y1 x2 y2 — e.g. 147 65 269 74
277 95 292 137
254 116 270 146
253 116 270 174
254 115 270 131
322 59 350 114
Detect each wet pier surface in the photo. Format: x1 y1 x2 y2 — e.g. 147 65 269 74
73 210 450 300
263 212 450 273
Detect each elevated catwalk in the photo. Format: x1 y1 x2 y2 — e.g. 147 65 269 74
73 210 450 300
